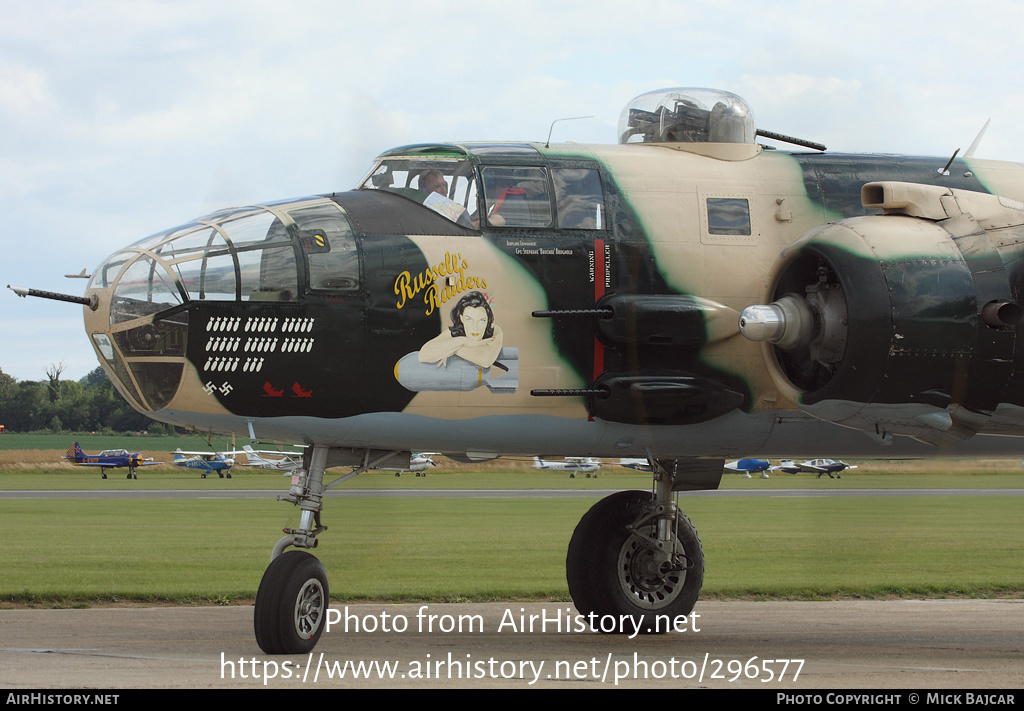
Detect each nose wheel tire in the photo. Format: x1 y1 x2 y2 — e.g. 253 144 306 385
566 490 703 633
254 550 329 654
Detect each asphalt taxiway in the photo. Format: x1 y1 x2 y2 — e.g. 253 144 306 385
1 600 1021 689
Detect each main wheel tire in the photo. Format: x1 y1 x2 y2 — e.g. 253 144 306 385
254 550 329 654
566 490 703 634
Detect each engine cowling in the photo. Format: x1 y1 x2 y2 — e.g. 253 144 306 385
740 181 1024 445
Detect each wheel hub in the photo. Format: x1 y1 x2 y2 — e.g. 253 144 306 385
293 578 325 639
617 533 685 610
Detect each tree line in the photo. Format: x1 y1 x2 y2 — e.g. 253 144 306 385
0 363 170 434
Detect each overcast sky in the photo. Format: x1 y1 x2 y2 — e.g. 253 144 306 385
3 0 1023 382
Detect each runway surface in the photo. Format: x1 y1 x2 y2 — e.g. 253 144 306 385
1 600 1021 689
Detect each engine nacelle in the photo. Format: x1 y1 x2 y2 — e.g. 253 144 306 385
741 181 1024 445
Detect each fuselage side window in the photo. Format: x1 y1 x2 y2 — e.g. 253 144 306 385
552 168 605 229
707 198 751 235
481 166 552 228
288 203 360 291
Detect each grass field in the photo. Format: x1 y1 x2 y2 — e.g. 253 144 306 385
0 434 1021 607
0 474 1021 607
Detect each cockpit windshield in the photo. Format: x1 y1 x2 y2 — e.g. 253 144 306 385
358 157 477 227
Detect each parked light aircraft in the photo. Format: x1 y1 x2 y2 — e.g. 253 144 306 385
626 457 779 477
172 449 235 478
775 459 802 474
63 442 158 479
798 458 858 478
616 457 652 472
16 87 1024 654
370 452 437 476
235 445 304 472
532 456 601 477
724 458 774 478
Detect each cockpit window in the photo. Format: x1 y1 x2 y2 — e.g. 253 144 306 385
153 227 236 303
217 213 297 301
110 255 183 324
90 252 133 290
358 158 477 227
218 211 283 249
481 166 552 228
552 168 604 229
288 203 360 291
156 227 225 261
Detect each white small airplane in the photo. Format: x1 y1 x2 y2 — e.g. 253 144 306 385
617 457 651 472
374 453 437 477
797 458 858 478
234 445 305 472
533 456 601 478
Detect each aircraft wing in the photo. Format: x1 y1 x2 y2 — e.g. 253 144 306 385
231 449 302 469
229 447 303 457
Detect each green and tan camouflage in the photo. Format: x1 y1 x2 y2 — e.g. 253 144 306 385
60 88 1024 652
82 89 1024 464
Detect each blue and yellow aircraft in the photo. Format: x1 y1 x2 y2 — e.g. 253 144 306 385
63 442 158 479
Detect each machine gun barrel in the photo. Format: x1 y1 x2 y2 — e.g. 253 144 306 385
756 129 827 152
8 285 98 310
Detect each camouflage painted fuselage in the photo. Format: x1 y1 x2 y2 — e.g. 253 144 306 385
82 139 1024 461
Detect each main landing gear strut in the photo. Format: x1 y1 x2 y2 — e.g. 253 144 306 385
566 457 713 632
253 447 718 653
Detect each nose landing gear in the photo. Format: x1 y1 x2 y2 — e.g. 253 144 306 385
254 550 329 654
253 445 406 654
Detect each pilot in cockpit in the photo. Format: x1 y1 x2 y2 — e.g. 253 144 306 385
419 169 448 197
417 169 473 227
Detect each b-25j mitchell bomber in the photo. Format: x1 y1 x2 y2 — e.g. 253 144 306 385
15 87 1024 654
